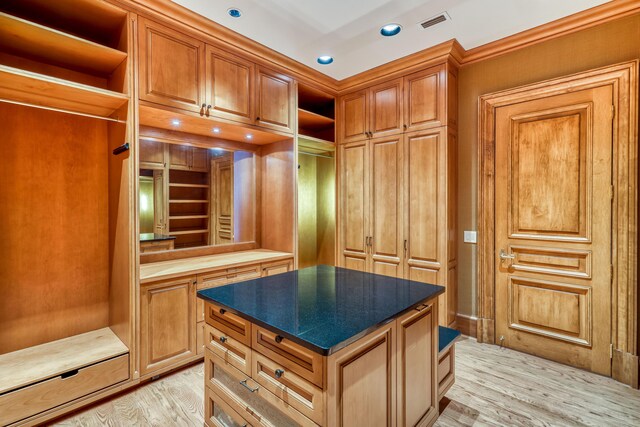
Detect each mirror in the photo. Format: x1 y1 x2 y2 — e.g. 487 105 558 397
139 139 256 252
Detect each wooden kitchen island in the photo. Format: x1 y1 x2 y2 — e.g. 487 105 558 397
197 265 446 426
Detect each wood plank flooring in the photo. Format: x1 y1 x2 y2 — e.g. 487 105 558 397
54 337 640 426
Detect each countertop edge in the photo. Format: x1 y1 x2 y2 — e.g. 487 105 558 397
140 251 294 283
197 286 445 356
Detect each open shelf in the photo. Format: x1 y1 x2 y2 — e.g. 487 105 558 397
169 183 210 189
0 13 127 76
169 199 209 204
169 229 209 236
0 65 128 119
169 215 209 220
298 135 336 156
0 0 127 49
298 108 335 130
0 328 128 395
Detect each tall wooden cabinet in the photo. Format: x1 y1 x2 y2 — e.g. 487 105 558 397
338 61 458 326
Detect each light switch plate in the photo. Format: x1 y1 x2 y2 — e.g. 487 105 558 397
464 231 477 244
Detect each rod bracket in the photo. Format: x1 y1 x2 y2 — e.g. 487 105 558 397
112 142 129 155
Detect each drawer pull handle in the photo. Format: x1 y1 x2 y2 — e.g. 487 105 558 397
275 369 284 378
219 308 226 315
61 369 79 379
219 336 227 343
275 335 284 343
240 379 259 393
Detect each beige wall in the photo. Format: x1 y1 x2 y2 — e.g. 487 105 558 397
456 14 640 316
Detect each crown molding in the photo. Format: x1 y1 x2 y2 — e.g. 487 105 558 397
113 0 639 95
462 0 640 65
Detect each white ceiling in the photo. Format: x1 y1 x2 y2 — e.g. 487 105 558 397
171 0 611 80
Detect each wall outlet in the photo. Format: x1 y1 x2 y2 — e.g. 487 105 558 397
464 230 477 244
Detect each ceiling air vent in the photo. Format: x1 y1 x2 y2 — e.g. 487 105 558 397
419 12 450 29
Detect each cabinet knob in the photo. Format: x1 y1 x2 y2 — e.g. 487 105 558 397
403 124 407 130
219 308 226 315
275 335 284 343
219 336 227 343
256 116 260 121
275 369 285 378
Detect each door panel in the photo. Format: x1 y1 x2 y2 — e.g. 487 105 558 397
138 18 205 113
340 141 368 269
404 64 445 132
256 68 293 133
212 155 234 245
495 86 613 375
191 147 209 172
370 136 403 277
340 90 368 142
369 78 403 137
169 144 190 170
206 46 254 124
140 138 165 169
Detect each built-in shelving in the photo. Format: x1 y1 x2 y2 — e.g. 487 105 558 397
0 13 127 76
169 168 211 248
169 215 208 220
169 183 210 189
168 229 209 236
169 199 209 204
297 83 335 142
298 135 335 156
0 65 128 120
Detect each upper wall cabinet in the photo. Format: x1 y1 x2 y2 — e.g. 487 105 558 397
340 90 368 143
256 67 294 133
138 19 295 135
339 78 403 141
138 18 206 114
205 46 254 125
404 64 446 132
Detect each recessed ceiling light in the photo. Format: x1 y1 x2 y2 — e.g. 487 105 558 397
246 134 253 140
380 23 402 37
212 127 220 133
317 55 334 65
228 8 242 18
171 119 180 126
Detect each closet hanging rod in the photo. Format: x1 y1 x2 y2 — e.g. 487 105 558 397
299 151 334 159
0 98 126 123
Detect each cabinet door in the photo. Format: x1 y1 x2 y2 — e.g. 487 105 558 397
403 64 445 132
140 276 196 376
339 140 369 271
206 46 254 125
369 135 403 278
397 303 437 427
138 18 206 114
169 144 191 170
191 147 209 172
369 78 403 137
340 90 368 142
261 259 292 276
403 129 445 288
140 139 166 169
327 322 396 426
256 67 294 133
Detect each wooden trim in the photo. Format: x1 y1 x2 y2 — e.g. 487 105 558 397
454 314 477 338
477 60 638 387
463 0 640 65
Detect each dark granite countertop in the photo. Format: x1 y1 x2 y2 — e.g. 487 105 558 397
197 265 445 355
140 233 177 242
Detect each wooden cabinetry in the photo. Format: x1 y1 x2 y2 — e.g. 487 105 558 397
338 60 458 326
256 67 294 133
397 304 438 426
138 17 205 114
262 259 294 276
140 276 197 375
138 19 295 135
169 145 209 172
205 46 254 125
140 139 166 169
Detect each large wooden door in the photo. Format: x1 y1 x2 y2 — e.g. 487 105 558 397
138 18 205 114
369 135 403 277
339 140 369 271
494 86 613 375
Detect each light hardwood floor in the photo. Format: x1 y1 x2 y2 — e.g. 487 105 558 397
55 337 640 426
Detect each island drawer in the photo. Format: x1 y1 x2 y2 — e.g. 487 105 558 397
205 349 316 427
205 302 252 346
205 324 252 375
252 351 324 425
0 354 129 426
438 346 455 400
205 386 252 427
252 326 324 388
